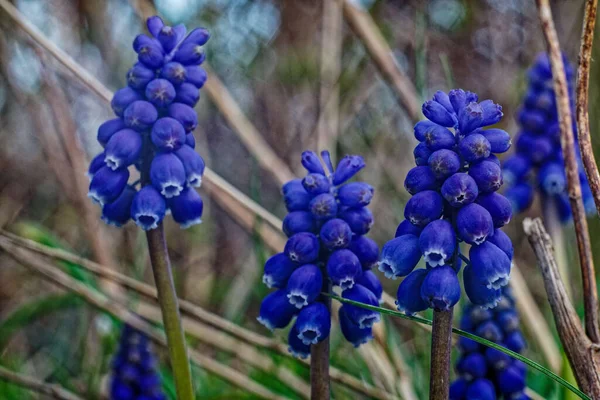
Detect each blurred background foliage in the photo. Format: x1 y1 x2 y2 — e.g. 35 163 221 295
0 0 600 399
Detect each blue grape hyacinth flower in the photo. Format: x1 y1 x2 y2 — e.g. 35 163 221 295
502 53 596 223
111 325 166 400
258 150 382 356
450 288 529 400
87 16 208 230
381 89 515 311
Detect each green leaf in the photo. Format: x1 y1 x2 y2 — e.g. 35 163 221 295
327 293 591 400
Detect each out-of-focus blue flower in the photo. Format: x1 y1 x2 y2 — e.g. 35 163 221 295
87 16 209 230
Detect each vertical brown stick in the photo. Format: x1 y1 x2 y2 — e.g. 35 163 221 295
429 309 453 400
535 0 600 343
310 282 331 400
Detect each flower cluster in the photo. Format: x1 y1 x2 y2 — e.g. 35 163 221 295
87 16 208 230
380 90 514 312
450 288 529 400
503 53 595 222
257 151 382 356
111 325 166 400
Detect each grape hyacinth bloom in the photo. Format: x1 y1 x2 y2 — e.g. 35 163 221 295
88 16 209 230
111 325 166 400
258 151 382 355
381 89 515 311
502 53 596 222
450 288 529 400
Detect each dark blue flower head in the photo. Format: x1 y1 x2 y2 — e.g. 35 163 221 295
259 150 382 354
88 16 209 230
382 89 514 310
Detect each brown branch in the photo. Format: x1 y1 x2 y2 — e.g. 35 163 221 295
0 365 84 400
428 309 453 400
535 0 600 343
576 0 600 216
524 218 600 398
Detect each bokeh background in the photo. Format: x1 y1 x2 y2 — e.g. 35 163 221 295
0 0 599 399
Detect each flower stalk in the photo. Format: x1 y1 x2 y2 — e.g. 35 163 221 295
310 281 331 400
429 308 453 400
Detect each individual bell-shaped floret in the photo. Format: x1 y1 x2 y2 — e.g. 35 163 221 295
145 79 176 108
309 193 338 220
342 284 380 329
497 362 527 395
422 99 457 127
320 219 352 250
476 192 512 228
257 290 297 331
486 228 514 260
185 133 196 149
286 264 323 309
463 265 502 308
123 100 158 132
287 325 310 359
469 241 511 290
262 253 296 289
496 309 520 332
332 155 366 185
480 128 511 153
173 42 205 65
456 353 487 380
97 118 127 146
476 320 504 343
504 331 527 353
502 154 531 185
419 219 456 267
441 172 479 207
88 166 130 205
396 268 429 315
378 234 421 278
168 187 203 228
485 347 511 370
421 124 456 151
404 166 438 195
538 161 566 195
339 207 373 235
104 129 143 170
102 186 136 227
284 232 319 264
458 102 484 134
111 87 143 117
516 134 553 165
428 149 461 179
156 25 183 53
449 89 479 114
151 117 186 151
327 249 361 290
466 379 496 400
302 173 330 195
449 378 468 400
356 270 382 303
88 152 106 178
174 83 200 107
395 220 423 237
150 153 186 198
420 265 461 311
283 179 312 212
469 160 503 193
174 145 205 187
338 182 374 207
479 99 503 126
282 211 315 237
135 35 164 68
185 66 207 88
301 151 326 175
126 63 155 90
505 182 534 213
458 133 491 163
414 142 432 166
456 203 494 245
433 90 454 112
339 306 374 347
160 62 187 86
131 186 166 230
348 236 379 270
293 302 331 345
404 190 444 227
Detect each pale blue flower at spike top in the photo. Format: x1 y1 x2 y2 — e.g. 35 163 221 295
87 16 208 230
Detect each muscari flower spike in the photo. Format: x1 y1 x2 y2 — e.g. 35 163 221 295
502 53 596 223
381 89 515 311
258 151 382 355
88 16 208 230
111 325 166 400
450 287 529 400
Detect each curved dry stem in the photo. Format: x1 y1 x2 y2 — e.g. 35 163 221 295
0 366 83 400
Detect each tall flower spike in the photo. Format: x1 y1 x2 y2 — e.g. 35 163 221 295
88 16 209 230
258 150 382 356
382 89 514 310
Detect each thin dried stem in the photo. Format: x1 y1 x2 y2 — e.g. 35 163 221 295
310 281 331 400
0 365 84 400
576 0 600 215
429 309 453 400
535 0 600 343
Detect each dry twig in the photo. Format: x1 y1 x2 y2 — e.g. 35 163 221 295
0 365 84 400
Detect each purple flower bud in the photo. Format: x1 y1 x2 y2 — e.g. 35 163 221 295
283 211 316 237
469 241 511 290
433 90 454 112
309 193 338 220
395 220 423 237
502 155 531 185
419 123 457 151
339 206 373 235
476 320 504 342
333 155 365 185
466 379 496 400
150 152 186 198
516 133 553 164
145 79 176 108
422 100 457 127
174 82 200 107
414 120 438 141
356 270 383 303
283 179 312 212
131 185 166 230
518 109 547 132
338 182 374 207
88 166 129 205
342 284 381 328
286 264 323 308
168 187 203 228
146 16 164 37
479 99 503 126
185 66 207 88
320 219 352 250
327 249 362 289
151 117 186 151
111 87 143 117
294 302 331 345
420 265 460 311
339 306 373 347
181 28 210 47
538 161 566 194
485 347 511 369
456 353 487 379
88 152 106 178
486 229 514 260
404 190 444 227
302 173 330 195
173 42 205 65
262 253 296 289
449 89 478 113
257 290 297 331
480 128 511 153
504 331 527 353
285 232 319 264
505 182 534 213
124 101 158 131
174 145 205 187
449 379 468 400
441 172 479 207
404 166 438 195
458 133 491 163
476 192 512 228
104 129 143 170
419 219 456 267
469 160 503 193
348 236 379 270
97 118 126 147
414 142 433 166
464 265 501 308
458 102 484 134
101 186 136 227
378 234 421 278
185 133 196 149
161 62 187 86
459 335 480 354
497 363 526 395
497 310 519 332
428 149 461 179
456 203 494 245
396 268 429 315
287 325 310 359
137 38 164 69
126 63 155 90
301 151 326 175
157 26 179 52
168 103 197 133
